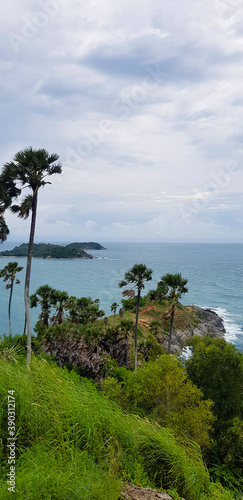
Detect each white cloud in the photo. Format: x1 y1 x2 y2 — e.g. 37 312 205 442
1 0 243 242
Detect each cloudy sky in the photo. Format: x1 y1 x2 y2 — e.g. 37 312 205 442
1 0 243 243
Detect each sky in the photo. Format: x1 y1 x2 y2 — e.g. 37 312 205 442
1 0 243 243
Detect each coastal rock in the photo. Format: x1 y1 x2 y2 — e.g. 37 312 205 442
121 483 176 500
160 306 225 355
190 305 225 337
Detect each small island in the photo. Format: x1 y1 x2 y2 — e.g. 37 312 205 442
0 242 106 259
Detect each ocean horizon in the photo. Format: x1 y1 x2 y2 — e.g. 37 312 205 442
0 241 242 352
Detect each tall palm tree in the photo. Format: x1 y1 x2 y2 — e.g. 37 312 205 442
158 273 188 354
1 148 62 365
0 261 23 337
119 263 153 370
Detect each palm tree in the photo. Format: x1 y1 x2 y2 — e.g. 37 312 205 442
110 302 119 325
119 263 153 370
0 262 23 337
65 296 105 325
158 273 188 354
30 285 56 327
51 290 69 325
1 148 62 365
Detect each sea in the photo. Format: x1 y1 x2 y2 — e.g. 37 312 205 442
0 242 242 352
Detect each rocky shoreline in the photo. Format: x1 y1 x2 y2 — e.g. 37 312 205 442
163 305 226 355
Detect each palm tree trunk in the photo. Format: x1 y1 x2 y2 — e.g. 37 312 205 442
25 190 38 366
134 288 141 371
168 303 176 354
8 281 13 338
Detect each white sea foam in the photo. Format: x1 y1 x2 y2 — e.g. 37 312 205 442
181 346 192 360
211 307 243 343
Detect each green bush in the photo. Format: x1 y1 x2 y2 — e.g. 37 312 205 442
103 355 214 449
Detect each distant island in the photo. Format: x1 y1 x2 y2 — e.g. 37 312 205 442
0 242 106 260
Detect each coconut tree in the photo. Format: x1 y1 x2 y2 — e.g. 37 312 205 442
0 261 23 337
158 273 188 354
110 302 119 325
0 148 62 365
119 264 153 370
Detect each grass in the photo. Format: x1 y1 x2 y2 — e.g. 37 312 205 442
121 300 196 336
0 355 236 500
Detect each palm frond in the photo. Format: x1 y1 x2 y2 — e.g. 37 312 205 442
10 194 33 219
0 214 10 243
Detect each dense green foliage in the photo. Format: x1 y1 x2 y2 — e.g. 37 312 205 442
103 356 214 449
0 354 235 500
186 336 243 491
121 295 148 311
30 285 105 328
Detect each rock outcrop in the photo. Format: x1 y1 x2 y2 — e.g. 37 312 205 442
191 305 225 336
121 483 176 500
161 305 225 355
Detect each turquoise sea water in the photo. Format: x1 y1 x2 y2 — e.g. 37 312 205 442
0 242 242 352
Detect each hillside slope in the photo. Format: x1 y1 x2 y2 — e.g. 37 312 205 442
0 356 234 500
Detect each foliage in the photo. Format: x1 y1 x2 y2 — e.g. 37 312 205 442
138 332 164 361
0 173 20 242
65 296 105 324
186 336 243 426
119 263 153 292
149 319 163 336
30 286 105 328
0 355 233 500
33 320 130 380
103 355 214 449
148 280 169 303
49 289 69 325
30 285 57 327
0 261 23 284
0 337 22 362
185 336 243 490
121 295 147 311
